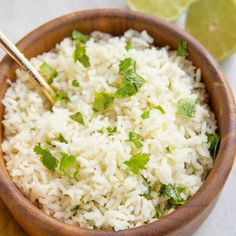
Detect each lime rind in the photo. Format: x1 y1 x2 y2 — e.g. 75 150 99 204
127 0 196 22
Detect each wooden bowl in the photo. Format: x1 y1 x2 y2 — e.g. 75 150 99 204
0 9 235 236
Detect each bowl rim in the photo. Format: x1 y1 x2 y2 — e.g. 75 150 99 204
0 8 236 236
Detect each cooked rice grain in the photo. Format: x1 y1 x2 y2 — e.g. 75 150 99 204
2 30 217 231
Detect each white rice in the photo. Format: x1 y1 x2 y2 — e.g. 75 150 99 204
2 30 217 231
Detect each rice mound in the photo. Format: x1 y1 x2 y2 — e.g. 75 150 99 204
2 30 217 231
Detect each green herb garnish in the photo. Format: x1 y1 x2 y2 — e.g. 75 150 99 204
142 192 152 200
72 30 89 43
59 152 77 171
116 58 145 97
125 41 132 51
55 92 70 102
73 41 90 68
57 134 67 144
73 169 80 179
46 141 56 148
155 205 164 219
124 152 150 174
97 129 104 134
176 41 188 57
176 98 197 118
115 83 137 97
39 62 58 84
72 80 80 87
34 143 59 173
141 105 165 119
70 112 85 125
106 127 117 135
119 57 137 73
92 92 114 112
165 146 172 153
141 111 150 119
59 152 79 178
128 132 143 148
160 184 186 206
207 133 220 158
71 204 80 212
154 105 165 114
141 186 152 200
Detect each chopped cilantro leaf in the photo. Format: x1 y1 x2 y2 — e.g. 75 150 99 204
207 133 220 158
168 196 186 206
125 72 145 91
160 184 185 198
70 112 85 125
176 41 188 57
141 186 152 200
72 80 80 87
55 92 70 102
119 58 137 74
141 105 165 119
73 169 80 179
39 62 58 84
142 192 152 200
106 127 117 135
73 41 90 68
72 30 89 43
125 41 132 51
160 184 186 206
92 92 114 112
124 152 150 174
165 146 172 153
141 111 150 119
115 82 137 97
59 152 77 171
154 105 165 114
34 143 59 173
155 205 163 219
79 55 90 68
128 132 143 148
71 204 80 211
116 58 145 97
57 134 67 144
176 98 198 118
46 141 56 148
97 129 104 134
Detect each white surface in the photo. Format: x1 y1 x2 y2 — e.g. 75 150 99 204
0 1 235 235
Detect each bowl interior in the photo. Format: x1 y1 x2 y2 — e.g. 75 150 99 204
0 9 235 236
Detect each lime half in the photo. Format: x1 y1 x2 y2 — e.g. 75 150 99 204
186 0 236 61
127 0 195 22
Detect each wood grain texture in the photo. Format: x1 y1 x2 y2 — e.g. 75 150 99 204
0 9 235 236
0 198 28 236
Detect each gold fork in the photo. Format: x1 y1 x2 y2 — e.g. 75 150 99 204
0 29 56 106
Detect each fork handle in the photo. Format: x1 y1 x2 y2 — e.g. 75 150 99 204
0 29 56 106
